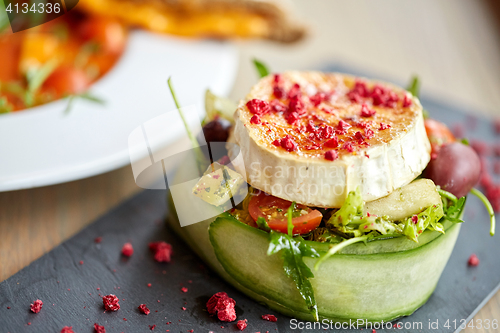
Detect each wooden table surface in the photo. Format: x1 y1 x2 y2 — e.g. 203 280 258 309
1 0 499 331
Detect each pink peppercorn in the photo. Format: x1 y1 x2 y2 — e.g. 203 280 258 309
121 243 133 257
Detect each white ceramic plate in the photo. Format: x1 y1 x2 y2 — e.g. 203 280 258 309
0 30 238 192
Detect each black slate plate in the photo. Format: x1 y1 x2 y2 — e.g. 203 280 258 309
1 65 499 333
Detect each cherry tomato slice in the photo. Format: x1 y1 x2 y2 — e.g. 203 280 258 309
77 17 127 55
248 191 322 235
42 66 90 98
424 118 456 158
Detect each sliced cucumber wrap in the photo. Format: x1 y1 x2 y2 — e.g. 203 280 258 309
167 193 461 323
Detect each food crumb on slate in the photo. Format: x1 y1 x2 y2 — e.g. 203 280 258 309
181 287 188 293
468 254 480 266
147 283 152 287
60 327 75 333
30 299 43 313
262 314 277 322
121 242 134 257
206 292 236 322
102 294 120 311
149 324 156 330
94 323 106 333
138 304 150 315
94 237 102 243
237 319 248 331
79 260 84 265
149 241 173 263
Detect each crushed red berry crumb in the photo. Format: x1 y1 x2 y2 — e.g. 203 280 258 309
402 95 412 107
149 324 156 330
468 254 480 266
246 99 270 115
207 292 237 322
149 241 173 263
285 111 300 125
262 314 278 322
121 242 134 257
250 115 261 125
138 304 150 315
79 260 84 265
236 319 248 331
181 287 188 293
60 327 75 333
336 120 351 135
342 142 354 153
94 237 102 243
360 103 376 117
30 299 43 313
269 99 287 113
324 137 339 148
102 294 120 311
324 150 338 161
94 323 106 333
411 215 418 224
147 283 151 288
280 135 298 152
379 123 391 130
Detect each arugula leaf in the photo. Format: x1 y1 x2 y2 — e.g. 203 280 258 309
406 76 421 97
268 231 319 321
470 188 496 236
327 187 364 229
252 59 270 79
256 217 270 232
402 204 444 242
64 92 105 114
287 202 296 236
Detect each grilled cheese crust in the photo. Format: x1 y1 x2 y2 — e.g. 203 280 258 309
229 71 431 208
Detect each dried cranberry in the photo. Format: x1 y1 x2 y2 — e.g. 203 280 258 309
262 314 278 322
280 135 298 152
236 319 248 331
320 125 334 139
121 243 133 257
379 123 391 130
384 91 399 108
370 85 388 106
250 115 261 125
324 137 339 148
273 86 286 99
325 150 338 161
347 81 369 102
102 294 120 311
154 243 173 263
402 95 412 107
138 304 150 315
289 96 305 115
360 103 376 117
246 99 270 115
30 299 43 314
468 254 480 266
354 131 365 144
285 111 300 125
269 99 287 113
207 292 237 322
60 327 75 333
336 120 351 135
287 83 302 99
94 323 106 333
309 92 330 107
342 142 354 153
